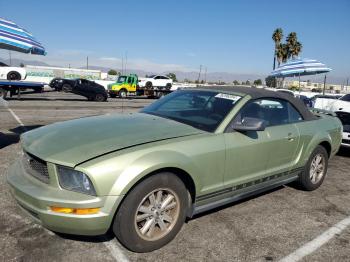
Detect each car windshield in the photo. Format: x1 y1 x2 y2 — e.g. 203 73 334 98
0 62 9 67
141 90 242 132
117 76 127 83
340 94 350 102
147 75 156 78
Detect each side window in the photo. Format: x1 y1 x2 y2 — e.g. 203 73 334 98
258 99 289 126
288 103 303 123
154 76 161 79
233 98 303 127
127 77 133 84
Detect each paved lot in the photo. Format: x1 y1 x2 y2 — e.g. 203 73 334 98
0 91 349 262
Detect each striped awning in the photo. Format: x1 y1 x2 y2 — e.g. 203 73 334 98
270 59 331 77
0 17 46 55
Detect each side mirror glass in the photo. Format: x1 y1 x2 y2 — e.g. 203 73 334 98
233 117 266 132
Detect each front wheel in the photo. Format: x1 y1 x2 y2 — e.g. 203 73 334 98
298 145 328 191
62 84 72 92
113 173 189 252
118 89 127 98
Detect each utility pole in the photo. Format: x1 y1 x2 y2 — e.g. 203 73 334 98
197 65 202 83
125 51 128 74
121 55 124 75
9 51 12 66
323 74 327 95
346 78 349 91
86 56 89 70
204 67 207 83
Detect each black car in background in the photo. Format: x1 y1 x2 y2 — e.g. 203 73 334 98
49 78 107 102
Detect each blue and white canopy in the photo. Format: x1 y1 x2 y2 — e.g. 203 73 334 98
0 17 46 55
270 58 331 77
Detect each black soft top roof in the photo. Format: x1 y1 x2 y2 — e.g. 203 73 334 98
187 86 317 121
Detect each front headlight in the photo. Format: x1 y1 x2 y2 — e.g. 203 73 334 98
57 165 96 196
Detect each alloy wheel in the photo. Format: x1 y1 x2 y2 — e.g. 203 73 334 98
134 188 180 241
309 154 325 184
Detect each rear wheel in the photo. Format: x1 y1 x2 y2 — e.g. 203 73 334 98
298 145 328 191
113 172 189 253
94 93 106 102
7 71 21 81
165 83 172 90
145 81 152 89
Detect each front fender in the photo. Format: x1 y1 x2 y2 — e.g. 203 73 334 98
111 150 202 196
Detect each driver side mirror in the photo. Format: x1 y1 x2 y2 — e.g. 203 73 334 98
233 117 266 132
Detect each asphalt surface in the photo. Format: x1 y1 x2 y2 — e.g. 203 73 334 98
0 91 349 262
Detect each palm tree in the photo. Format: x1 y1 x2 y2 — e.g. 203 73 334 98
286 32 302 59
272 28 283 69
276 43 289 66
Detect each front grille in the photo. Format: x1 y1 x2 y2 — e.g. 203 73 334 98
342 139 350 145
335 112 350 132
22 152 49 184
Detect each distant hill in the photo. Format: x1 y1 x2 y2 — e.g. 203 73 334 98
0 57 345 84
0 58 52 67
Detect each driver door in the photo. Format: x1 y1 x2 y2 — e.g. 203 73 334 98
223 101 271 188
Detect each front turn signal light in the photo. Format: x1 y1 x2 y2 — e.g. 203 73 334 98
50 206 100 215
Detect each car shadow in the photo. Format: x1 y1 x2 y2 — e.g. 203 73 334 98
55 231 115 243
0 125 43 149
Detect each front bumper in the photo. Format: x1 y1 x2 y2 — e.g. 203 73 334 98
6 160 123 236
341 131 350 147
108 89 119 95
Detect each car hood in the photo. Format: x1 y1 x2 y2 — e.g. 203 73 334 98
21 113 204 167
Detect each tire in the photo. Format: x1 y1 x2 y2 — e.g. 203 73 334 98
165 83 172 90
157 92 165 99
62 84 72 92
113 172 189 253
119 89 127 98
145 81 152 89
7 71 21 81
0 88 8 99
94 93 106 102
298 145 328 191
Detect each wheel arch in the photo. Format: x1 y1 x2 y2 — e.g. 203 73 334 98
301 133 333 166
318 140 332 158
107 166 197 233
119 167 196 204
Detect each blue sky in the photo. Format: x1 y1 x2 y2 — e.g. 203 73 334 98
1 0 349 78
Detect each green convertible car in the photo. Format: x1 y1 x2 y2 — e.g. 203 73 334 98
7 87 342 252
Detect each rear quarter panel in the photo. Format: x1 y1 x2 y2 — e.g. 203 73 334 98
295 115 342 168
